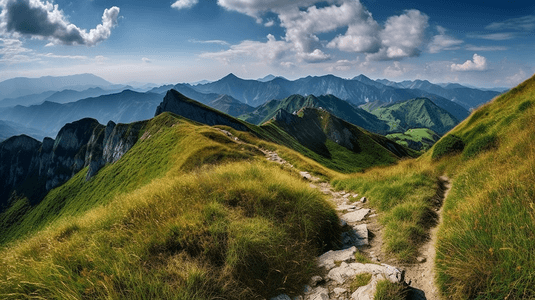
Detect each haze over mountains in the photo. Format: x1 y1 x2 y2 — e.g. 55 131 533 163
0 73 500 141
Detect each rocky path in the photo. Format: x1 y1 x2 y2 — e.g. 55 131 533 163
218 130 450 300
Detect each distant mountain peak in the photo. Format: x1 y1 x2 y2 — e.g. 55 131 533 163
222 73 239 80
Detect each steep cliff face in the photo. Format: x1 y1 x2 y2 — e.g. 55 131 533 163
155 89 249 132
0 118 143 208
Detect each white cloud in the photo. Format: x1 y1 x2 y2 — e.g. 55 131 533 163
299 49 330 62
0 0 120 46
216 0 323 20
189 39 229 46
368 9 429 60
465 45 508 51
142 57 151 63
451 53 488 71
95 55 108 65
264 19 275 27
504 69 528 86
199 34 292 64
486 15 535 31
171 0 198 10
0 37 36 63
212 1 429 65
384 61 408 77
39 53 87 59
469 33 516 40
427 26 463 53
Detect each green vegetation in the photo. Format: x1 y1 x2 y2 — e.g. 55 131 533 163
374 280 410 300
462 133 498 159
0 112 341 299
239 94 388 134
350 273 372 292
386 128 441 151
431 75 535 299
333 160 437 262
431 134 464 160
370 98 459 135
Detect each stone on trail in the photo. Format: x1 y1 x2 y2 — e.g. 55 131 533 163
351 273 383 300
360 196 367 203
341 209 370 223
305 286 329 300
327 262 404 285
317 246 357 270
336 204 357 211
300 171 312 180
333 287 348 297
310 275 323 287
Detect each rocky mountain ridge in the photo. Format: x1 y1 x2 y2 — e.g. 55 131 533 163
0 118 143 208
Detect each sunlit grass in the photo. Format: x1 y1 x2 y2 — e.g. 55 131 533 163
0 162 340 299
332 159 438 262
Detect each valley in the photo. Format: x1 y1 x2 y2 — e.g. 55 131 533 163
0 73 532 300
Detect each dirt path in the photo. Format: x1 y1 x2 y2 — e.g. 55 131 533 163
219 130 451 299
403 176 451 300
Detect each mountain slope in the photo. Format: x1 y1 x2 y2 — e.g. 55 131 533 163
0 111 342 299
370 98 459 134
208 94 255 116
263 108 414 172
377 78 501 110
0 90 162 136
0 74 112 100
240 94 389 134
386 128 441 151
333 74 535 299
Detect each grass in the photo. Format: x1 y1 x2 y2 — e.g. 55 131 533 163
431 74 535 299
374 280 410 300
386 128 441 151
0 162 340 299
350 273 372 292
332 159 438 262
431 134 464 160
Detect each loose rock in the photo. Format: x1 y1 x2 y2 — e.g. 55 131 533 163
341 209 370 223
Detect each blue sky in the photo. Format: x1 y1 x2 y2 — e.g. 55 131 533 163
0 0 533 88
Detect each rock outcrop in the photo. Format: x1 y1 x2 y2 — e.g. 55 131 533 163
0 118 143 207
155 89 249 132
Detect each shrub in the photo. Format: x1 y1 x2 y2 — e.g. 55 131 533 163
432 135 465 160
375 280 410 300
463 134 498 159
518 100 533 112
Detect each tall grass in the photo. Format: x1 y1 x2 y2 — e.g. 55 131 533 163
433 74 535 299
332 159 438 262
0 162 340 299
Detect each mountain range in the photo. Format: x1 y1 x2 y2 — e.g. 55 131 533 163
0 90 162 136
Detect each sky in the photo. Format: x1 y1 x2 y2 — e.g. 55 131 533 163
0 0 534 88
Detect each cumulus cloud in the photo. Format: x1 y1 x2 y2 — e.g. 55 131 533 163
0 0 119 46
142 57 151 63
367 9 428 60
0 37 36 63
171 0 198 10
199 34 292 64
427 26 463 53
208 0 430 66
384 61 408 77
451 54 488 71
486 15 535 31
216 0 322 20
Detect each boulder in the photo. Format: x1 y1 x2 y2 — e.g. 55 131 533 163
341 209 370 223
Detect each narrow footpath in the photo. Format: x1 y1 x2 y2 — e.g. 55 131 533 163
217 129 451 300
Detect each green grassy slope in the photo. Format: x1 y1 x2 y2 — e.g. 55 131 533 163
370 98 459 135
260 108 416 173
0 112 340 299
239 94 389 134
333 74 535 298
430 75 535 299
386 128 441 151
